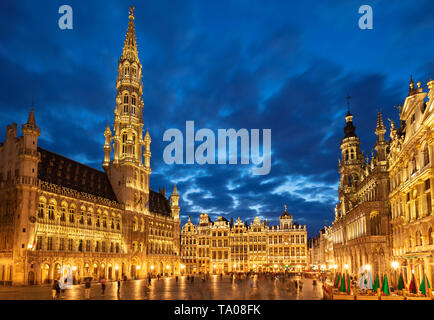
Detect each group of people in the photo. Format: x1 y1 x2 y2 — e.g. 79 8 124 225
51 277 122 300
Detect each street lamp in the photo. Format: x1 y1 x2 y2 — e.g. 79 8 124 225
391 261 399 287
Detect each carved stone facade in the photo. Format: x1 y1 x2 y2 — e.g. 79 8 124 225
388 78 434 288
180 208 307 274
0 8 180 286
331 108 392 277
323 79 434 289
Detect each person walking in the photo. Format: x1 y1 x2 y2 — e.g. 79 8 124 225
148 275 151 286
101 278 106 296
84 279 91 299
117 279 121 297
52 280 58 299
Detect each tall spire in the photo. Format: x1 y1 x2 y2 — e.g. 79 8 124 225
375 109 386 141
27 107 36 127
122 6 139 63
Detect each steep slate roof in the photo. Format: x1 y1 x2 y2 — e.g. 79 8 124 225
38 147 174 216
149 189 172 216
37 147 118 202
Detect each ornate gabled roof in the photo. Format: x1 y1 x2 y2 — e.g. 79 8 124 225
37 147 118 202
149 189 172 216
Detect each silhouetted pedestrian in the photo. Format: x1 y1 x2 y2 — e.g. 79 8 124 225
101 278 106 295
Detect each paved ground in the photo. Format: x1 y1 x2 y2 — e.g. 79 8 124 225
0 275 324 300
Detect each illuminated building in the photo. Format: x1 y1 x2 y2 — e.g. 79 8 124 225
389 78 434 287
331 106 391 277
0 7 180 286
180 207 307 274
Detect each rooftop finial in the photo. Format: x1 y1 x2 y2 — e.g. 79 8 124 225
129 6 135 19
346 95 351 114
284 204 287 212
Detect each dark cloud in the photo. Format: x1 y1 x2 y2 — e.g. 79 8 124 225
0 0 432 237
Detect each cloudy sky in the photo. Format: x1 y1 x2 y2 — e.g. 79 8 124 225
1 0 433 236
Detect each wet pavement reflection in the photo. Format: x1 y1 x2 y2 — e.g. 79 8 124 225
0 275 324 300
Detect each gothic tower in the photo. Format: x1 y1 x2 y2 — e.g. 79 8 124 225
104 7 151 213
338 108 364 216
13 107 40 284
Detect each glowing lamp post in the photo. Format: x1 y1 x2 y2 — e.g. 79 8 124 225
391 261 399 287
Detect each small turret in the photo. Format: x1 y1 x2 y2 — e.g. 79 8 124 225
171 184 180 220
103 124 112 167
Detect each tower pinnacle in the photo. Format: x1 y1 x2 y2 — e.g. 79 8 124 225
122 6 139 63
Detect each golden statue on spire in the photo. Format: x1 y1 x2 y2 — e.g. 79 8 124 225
129 6 135 19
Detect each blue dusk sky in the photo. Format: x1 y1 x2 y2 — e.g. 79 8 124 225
0 0 433 237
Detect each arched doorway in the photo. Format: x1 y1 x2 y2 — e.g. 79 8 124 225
54 263 61 280
131 265 137 279
41 264 50 284
108 264 113 280
122 263 126 279
28 271 35 285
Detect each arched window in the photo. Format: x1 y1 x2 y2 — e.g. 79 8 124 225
79 209 84 224
345 150 349 161
69 207 75 223
60 203 67 221
103 213 107 228
38 200 45 219
47 203 55 220
133 217 138 232
122 134 127 155
429 227 433 245
116 215 121 230
87 211 92 225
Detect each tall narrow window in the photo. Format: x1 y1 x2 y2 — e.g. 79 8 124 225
48 204 55 220
424 146 430 167
122 134 127 155
123 94 129 113
38 202 45 219
132 135 136 156
132 96 136 114
69 208 75 223
60 206 66 222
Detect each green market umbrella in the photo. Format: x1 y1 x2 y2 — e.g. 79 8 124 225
408 273 417 294
373 274 380 292
397 273 405 290
419 274 431 297
346 273 351 294
339 273 346 292
382 274 390 295
335 273 341 288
